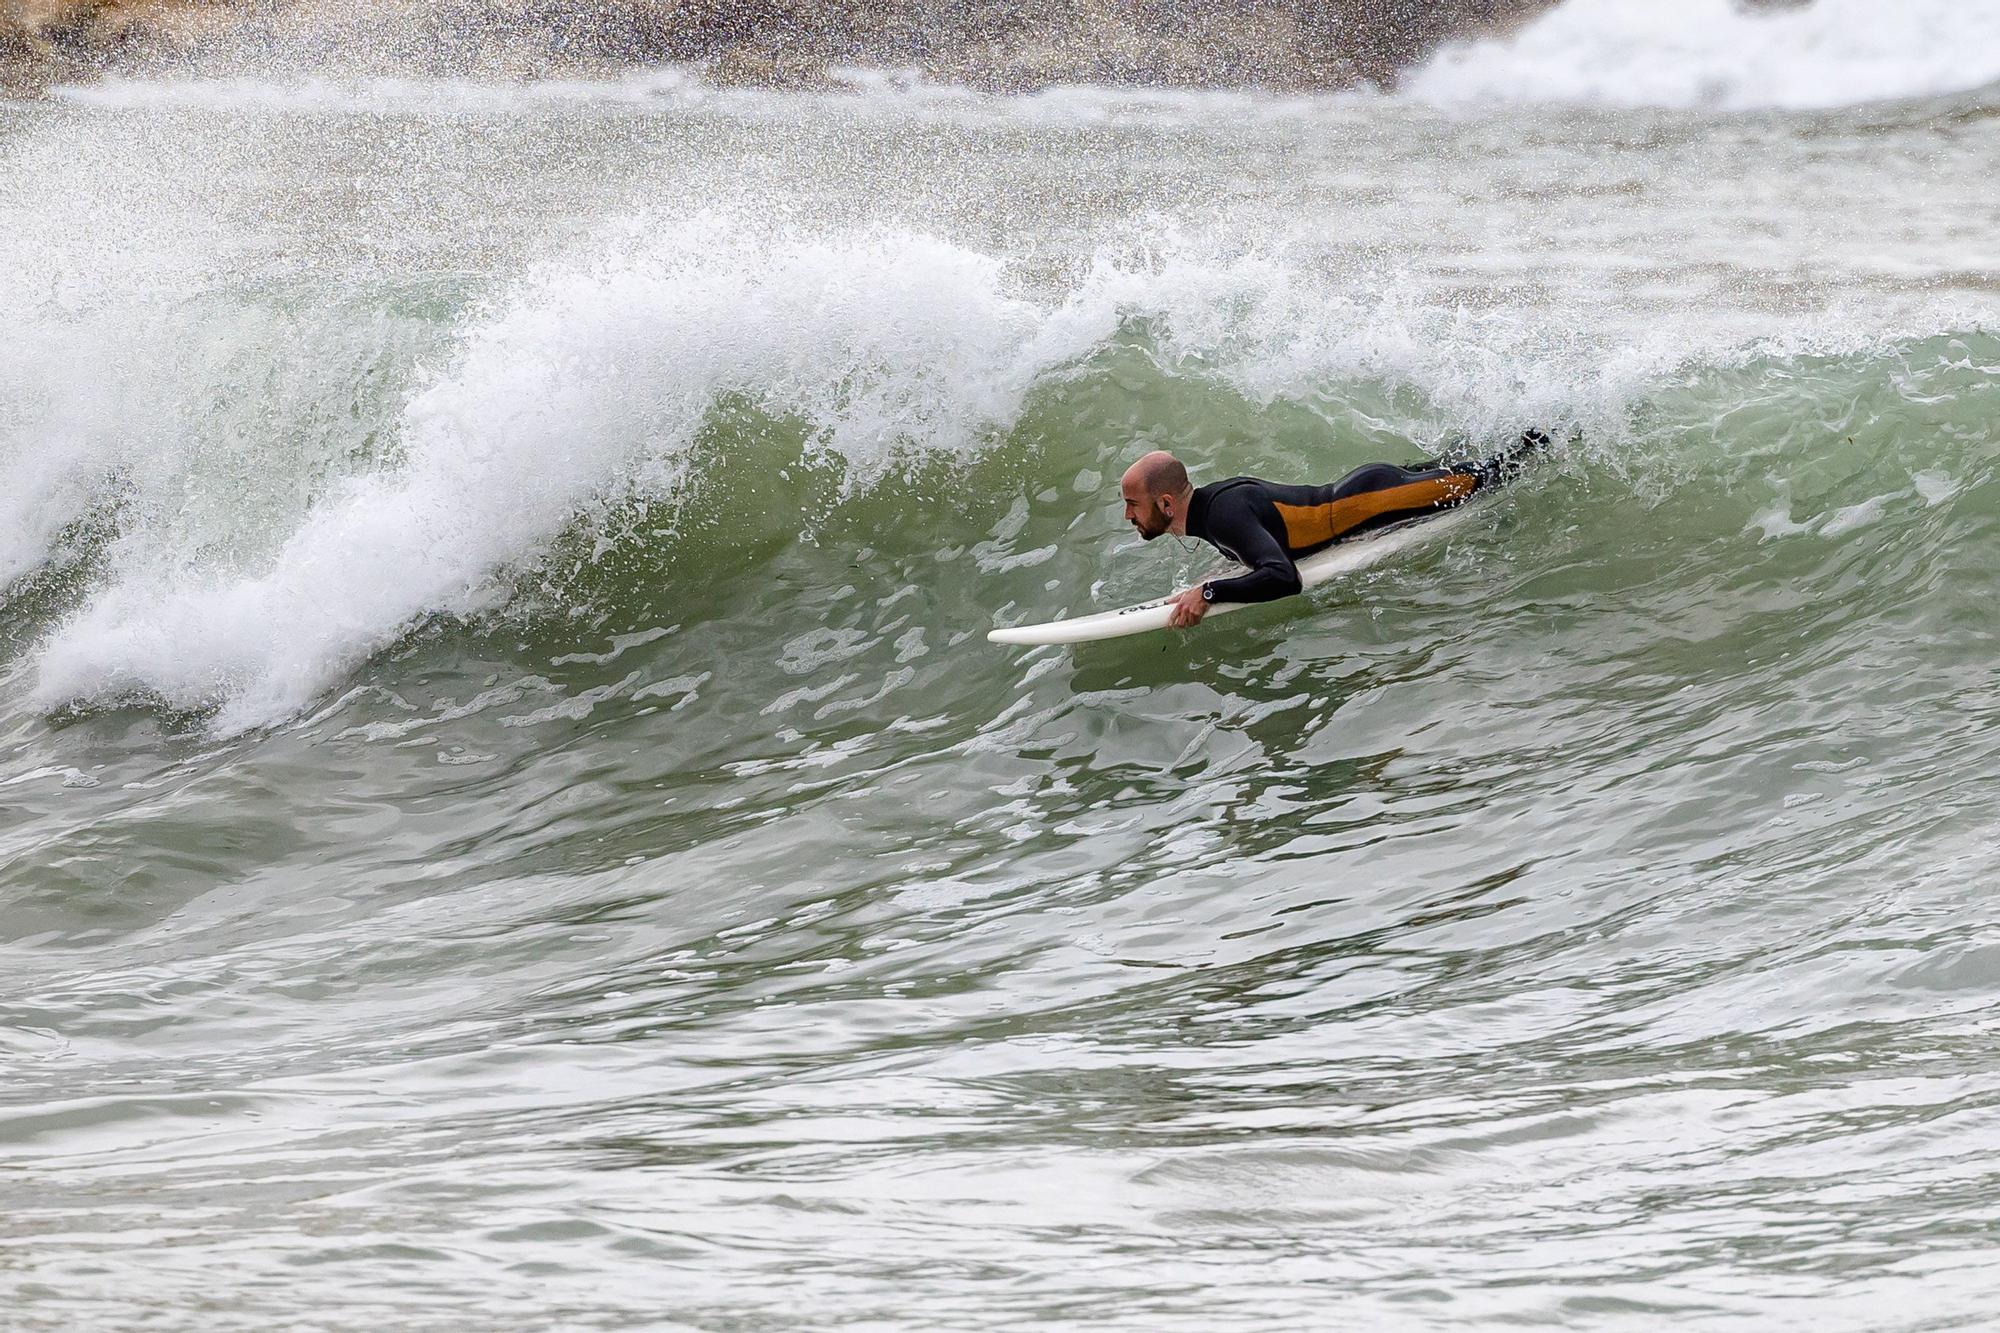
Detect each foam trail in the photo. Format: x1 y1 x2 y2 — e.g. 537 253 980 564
1406 0 2000 110
27 222 1104 730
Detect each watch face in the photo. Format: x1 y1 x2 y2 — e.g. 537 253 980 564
1201 584 1215 602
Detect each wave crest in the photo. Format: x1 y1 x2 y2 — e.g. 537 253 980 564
1406 0 2000 110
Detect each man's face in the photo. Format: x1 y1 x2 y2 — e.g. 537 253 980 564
1121 480 1171 540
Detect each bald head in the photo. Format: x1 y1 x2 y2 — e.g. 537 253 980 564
1120 450 1193 541
1123 450 1189 500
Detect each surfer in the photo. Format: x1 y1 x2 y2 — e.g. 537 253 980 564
1121 431 1546 628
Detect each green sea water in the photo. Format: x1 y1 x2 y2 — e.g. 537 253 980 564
3 53 2000 1331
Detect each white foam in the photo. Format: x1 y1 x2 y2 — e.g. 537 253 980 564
1818 494 1892 537
1748 504 1814 541
1911 469 1961 507
1406 0 2000 110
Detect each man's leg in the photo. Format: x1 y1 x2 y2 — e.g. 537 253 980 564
1318 429 1548 542
1313 461 1481 542
1406 427 1550 481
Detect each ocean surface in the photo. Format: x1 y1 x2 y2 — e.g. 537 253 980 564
5 1 2000 1327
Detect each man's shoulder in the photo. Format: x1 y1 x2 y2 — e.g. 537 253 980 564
1197 475 1273 497
1196 476 1277 509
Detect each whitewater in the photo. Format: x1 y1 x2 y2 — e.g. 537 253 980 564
4 1 2000 1327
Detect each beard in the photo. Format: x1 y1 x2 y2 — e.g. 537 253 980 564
1134 506 1171 540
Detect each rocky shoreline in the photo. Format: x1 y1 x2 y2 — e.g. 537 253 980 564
0 0 1562 97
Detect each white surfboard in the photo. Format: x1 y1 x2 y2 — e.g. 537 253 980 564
987 497 1493 647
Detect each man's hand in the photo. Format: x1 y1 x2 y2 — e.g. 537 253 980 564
1166 585 1210 629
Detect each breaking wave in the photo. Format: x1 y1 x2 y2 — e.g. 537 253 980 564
1407 0 2000 109
3 200 1990 731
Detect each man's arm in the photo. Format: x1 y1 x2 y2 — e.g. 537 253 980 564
1202 497 1303 604
1167 495 1302 627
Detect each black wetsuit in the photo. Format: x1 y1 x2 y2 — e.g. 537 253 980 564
1189 431 1544 604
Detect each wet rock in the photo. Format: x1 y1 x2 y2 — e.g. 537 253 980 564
0 0 1574 96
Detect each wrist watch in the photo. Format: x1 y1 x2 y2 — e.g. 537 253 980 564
1200 583 1216 603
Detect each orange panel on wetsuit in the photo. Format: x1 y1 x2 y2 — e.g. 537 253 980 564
1271 473 1479 552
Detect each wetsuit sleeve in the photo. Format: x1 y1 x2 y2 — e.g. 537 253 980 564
1202 494 1303 604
